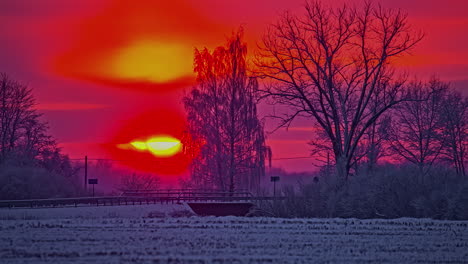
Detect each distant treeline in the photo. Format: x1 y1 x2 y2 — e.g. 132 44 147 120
259 164 468 220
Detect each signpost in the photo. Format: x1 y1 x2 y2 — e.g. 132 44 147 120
88 179 98 197
270 176 280 197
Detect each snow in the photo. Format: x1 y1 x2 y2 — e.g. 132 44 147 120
0 203 192 220
0 205 467 263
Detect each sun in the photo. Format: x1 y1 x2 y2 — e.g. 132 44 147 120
107 109 195 176
121 135 182 157
108 40 194 83
145 136 182 157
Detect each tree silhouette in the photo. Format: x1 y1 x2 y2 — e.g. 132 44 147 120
440 89 468 177
184 29 270 192
0 73 79 199
386 80 447 177
0 73 55 164
255 1 423 179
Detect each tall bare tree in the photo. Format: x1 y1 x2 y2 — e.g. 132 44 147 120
0 73 56 163
255 1 423 179
386 80 447 177
184 29 270 192
0 73 80 199
440 89 468 177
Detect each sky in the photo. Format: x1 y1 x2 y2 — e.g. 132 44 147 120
0 0 467 175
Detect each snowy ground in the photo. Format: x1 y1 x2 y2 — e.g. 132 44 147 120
0 205 467 263
0 203 192 220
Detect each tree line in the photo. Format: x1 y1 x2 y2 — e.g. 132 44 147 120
183 1 467 199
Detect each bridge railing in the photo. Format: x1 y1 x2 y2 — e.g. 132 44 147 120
0 195 284 209
120 189 253 198
0 189 286 209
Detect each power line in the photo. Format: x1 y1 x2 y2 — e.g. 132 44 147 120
271 156 314 160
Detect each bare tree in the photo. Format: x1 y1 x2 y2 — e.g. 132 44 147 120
184 28 271 193
440 89 468 177
255 1 423 179
0 73 57 164
386 80 447 177
309 112 391 174
1 73 34 162
0 73 80 199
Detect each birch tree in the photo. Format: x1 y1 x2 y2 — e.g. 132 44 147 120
184 29 270 192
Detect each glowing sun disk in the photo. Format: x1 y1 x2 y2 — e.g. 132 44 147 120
129 136 182 157
109 40 193 83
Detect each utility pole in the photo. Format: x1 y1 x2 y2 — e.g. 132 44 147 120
84 155 88 193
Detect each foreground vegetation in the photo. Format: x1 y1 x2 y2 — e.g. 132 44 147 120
261 165 468 220
1 208 466 263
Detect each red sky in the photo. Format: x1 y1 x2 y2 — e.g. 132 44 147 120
0 0 467 174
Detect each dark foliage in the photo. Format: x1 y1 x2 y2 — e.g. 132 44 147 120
260 165 468 220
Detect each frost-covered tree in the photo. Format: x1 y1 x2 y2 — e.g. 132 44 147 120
184 29 270 193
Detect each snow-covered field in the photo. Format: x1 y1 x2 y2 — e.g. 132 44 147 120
1 205 467 263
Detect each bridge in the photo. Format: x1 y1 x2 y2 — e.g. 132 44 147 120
0 189 284 209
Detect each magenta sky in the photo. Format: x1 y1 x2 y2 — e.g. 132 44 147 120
0 0 467 172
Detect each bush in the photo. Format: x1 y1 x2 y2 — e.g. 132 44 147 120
259 165 468 220
0 162 81 200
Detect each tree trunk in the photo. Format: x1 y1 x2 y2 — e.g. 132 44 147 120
336 155 350 180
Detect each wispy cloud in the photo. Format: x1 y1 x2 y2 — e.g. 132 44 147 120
35 103 108 111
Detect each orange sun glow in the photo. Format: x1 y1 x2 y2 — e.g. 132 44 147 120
104 109 201 176
119 135 183 157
